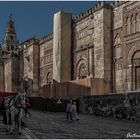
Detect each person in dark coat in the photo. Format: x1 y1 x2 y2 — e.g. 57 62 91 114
66 100 73 120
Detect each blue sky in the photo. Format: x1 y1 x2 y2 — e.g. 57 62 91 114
0 1 98 43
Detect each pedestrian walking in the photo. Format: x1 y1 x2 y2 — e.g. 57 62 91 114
66 100 73 120
72 101 79 120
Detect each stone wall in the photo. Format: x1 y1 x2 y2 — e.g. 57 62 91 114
93 6 112 92
39 34 53 87
23 44 34 80
4 60 11 92
2 1 140 97
0 64 4 91
33 42 39 96
21 39 39 97
113 1 140 92
19 52 24 89
73 13 94 79
11 55 20 92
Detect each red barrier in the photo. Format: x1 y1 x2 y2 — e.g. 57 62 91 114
0 92 17 101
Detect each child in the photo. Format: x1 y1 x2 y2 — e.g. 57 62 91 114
72 101 79 120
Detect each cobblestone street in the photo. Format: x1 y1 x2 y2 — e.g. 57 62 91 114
23 110 140 139
0 117 37 139
1 110 140 139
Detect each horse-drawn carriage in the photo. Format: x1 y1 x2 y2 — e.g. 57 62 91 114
0 92 17 112
0 91 26 135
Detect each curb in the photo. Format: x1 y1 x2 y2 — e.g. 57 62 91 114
23 128 39 139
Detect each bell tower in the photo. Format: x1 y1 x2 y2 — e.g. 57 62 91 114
2 14 18 53
2 14 20 92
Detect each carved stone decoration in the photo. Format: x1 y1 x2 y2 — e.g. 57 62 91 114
132 51 140 65
132 51 140 90
114 33 121 46
115 60 123 70
28 54 33 72
124 6 140 36
76 58 88 79
46 72 52 84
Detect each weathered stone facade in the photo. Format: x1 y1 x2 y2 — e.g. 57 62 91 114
19 38 39 96
39 34 53 87
0 1 140 97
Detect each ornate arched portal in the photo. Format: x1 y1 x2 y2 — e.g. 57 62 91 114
76 59 88 79
132 51 140 90
127 45 140 91
46 72 52 84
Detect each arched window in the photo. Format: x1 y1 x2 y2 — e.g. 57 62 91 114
46 72 52 84
126 17 130 35
10 35 13 41
132 51 140 90
79 63 88 79
11 45 14 50
135 13 139 32
76 58 88 79
132 51 140 66
130 15 135 34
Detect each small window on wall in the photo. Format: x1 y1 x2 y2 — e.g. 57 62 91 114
126 16 130 35
11 45 14 50
135 13 139 32
46 72 52 84
10 35 13 41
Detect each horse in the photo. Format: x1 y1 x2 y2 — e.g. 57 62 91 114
3 91 26 135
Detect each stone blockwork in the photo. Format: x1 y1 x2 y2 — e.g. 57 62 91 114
11 54 20 92
1 1 140 97
19 38 39 96
113 1 140 92
4 60 12 92
39 34 53 87
0 64 4 91
73 10 94 80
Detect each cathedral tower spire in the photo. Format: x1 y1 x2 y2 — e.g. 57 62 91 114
3 14 18 53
